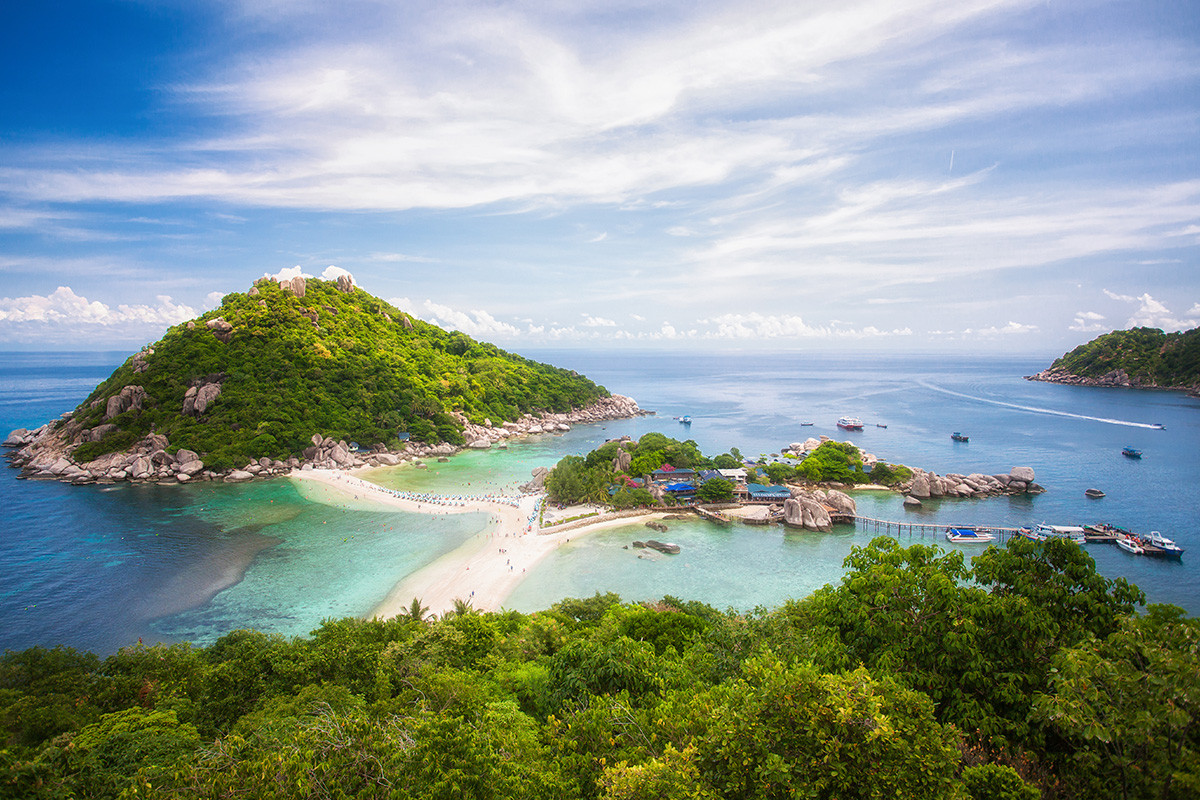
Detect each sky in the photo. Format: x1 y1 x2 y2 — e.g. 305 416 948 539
1 0 1198 353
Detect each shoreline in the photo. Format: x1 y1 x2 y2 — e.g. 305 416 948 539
290 468 664 618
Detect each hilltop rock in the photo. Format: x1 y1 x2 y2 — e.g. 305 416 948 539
1009 466 1035 483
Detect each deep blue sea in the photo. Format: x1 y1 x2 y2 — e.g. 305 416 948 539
2 349 1197 654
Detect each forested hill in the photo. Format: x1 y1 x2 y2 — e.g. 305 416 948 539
1028 326 1200 391
61 275 607 469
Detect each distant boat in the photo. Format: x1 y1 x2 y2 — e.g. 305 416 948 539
1122 447 1142 459
876 423 888 428
1084 488 1106 498
680 416 692 425
837 417 864 430
800 422 814 426
951 432 969 442
945 527 996 544
1151 423 1165 430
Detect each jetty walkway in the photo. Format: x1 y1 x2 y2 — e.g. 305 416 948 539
853 515 1026 543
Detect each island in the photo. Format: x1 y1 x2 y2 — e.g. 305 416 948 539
3 272 645 485
1027 325 1200 395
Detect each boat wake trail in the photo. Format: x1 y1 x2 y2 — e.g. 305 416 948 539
917 381 1161 428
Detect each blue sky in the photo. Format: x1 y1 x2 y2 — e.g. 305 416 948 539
1 0 1198 351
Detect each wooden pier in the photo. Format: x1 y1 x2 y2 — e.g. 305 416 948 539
694 505 734 526
852 516 1026 543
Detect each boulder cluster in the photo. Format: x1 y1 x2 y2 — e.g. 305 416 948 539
1026 366 1144 388
4 394 647 487
898 466 1043 508
455 394 645 451
782 488 857 532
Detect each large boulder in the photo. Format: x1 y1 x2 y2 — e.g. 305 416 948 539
909 471 931 498
177 459 205 476
1009 466 1035 483
3 428 29 447
468 439 491 449
783 497 832 532
104 385 148 420
224 470 254 483
612 450 633 473
182 382 222 416
823 489 857 516
335 273 355 293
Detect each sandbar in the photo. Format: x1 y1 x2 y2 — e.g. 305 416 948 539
290 468 662 618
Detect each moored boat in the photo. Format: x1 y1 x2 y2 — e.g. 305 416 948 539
837 417 864 430
1084 488 1105 498
1116 535 1145 555
950 432 969 442
1034 523 1086 545
1017 527 1044 542
1147 531 1185 560
1122 447 1142 458
945 527 996 544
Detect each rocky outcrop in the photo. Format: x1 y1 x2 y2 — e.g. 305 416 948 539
895 466 1042 499
783 497 832 532
335 273 355 294
7 393 647 488
205 317 234 342
105 385 148 420
182 381 223 416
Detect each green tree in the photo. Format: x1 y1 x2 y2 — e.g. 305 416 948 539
696 477 734 502
1036 605 1200 800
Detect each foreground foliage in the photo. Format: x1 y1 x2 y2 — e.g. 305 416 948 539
2 538 1193 799
67 278 607 469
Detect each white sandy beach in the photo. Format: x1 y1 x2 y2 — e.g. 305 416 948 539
290 468 661 618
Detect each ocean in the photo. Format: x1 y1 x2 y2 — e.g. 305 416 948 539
1 349 1196 654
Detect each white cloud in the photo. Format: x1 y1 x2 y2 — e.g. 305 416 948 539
416 300 520 338
975 321 1038 336
698 312 911 339
266 265 311 281
1104 291 1198 331
1069 310 1106 333
586 232 608 243
0 287 197 327
320 265 353 281
582 314 616 327
205 291 226 307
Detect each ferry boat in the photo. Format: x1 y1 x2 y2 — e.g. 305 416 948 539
951 432 969 442
945 527 996 544
837 417 864 430
1034 523 1086 545
1122 447 1142 459
1116 535 1145 555
1148 531 1185 560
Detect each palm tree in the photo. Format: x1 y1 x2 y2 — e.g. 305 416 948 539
403 597 429 622
451 597 474 616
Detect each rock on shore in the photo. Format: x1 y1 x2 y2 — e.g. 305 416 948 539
898 466 1043 498
4 394 647 487
1026 366 1147 388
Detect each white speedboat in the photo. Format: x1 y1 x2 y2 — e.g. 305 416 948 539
945 527 996 544
1116 535 1145 555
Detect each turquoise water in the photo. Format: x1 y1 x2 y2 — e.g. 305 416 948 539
1 350 1196 654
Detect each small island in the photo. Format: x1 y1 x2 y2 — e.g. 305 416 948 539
1027 325 1200 395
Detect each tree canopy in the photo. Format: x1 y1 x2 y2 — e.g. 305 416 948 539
2 538 1191 800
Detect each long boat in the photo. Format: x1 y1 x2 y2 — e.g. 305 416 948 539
1122 447 1142 458
837 417 864 430
945 527 996 544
